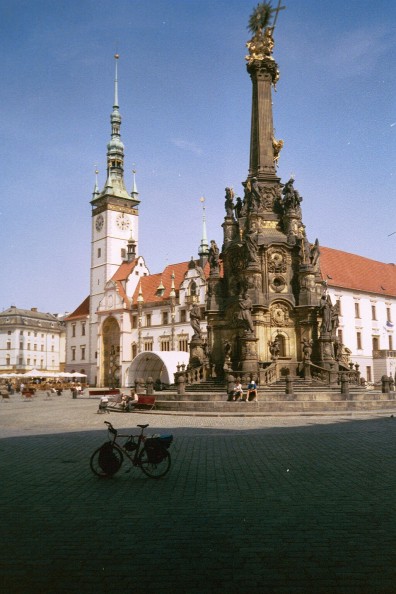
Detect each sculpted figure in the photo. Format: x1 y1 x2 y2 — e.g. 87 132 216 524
302 338 313 361
237 292 254 334
190 303 202 339
224 187 235 218
268 337 280 360
245 229 259 265
310 238 320 268
208 240 220 273
234 196 243 220
282 178 302 211
250 177 261 211
319 294 332 334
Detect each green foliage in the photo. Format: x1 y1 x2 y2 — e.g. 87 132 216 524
248 2 275 34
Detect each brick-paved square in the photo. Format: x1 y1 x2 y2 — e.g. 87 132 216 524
1 392 396 593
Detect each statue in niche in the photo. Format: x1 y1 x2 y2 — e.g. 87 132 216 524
190 303 202 339
208 240 220 273
224 340 232 362
268 337 280 360
302 338 313 361
237 292 254 334
224 187 235 218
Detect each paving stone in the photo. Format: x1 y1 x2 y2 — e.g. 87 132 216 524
1 392 396 592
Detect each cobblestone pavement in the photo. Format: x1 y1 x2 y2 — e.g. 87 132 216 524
1 392 396 593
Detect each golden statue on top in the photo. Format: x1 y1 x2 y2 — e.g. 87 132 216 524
245 2 285 64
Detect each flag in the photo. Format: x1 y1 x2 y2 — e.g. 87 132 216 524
386 321 394 328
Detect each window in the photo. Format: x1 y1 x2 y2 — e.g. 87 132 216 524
19 357 23 366
372 336 379 351
51 345 54 352
34 332 37 337
336 299 342 316
7 341 11 349
132 315 138 329
7 330 11 335
131 343 137 359
81 322 86 336
144 340 153 352
20 331 23 336
389 335 393 351
27 357 31 365
98 248 101 258
34 344 37 351
40 359 44 369
19 342 23 350
178 338 189 352
121 248 126 259
371 305 377 320
81 346 86 360
356 332 362 350
160 339 170 352
33 358 37 366
162 311 169 325
72 324 76 337
190 281 197 296
6 356 10 366
146 314 152 327
387 307 392 323
41 334 44 338
366 367 372 382
354 303 360 318
180 310 186 323
27 342 31 350
71 347 76 361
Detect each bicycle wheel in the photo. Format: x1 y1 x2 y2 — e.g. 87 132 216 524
90 443 123 477
138 446 171 479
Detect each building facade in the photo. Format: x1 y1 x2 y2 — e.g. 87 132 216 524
0 306 65 375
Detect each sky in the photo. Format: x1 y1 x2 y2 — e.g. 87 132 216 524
1 0 395 314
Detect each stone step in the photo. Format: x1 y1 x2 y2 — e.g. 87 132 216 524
154 398 396 414
156 390 392 403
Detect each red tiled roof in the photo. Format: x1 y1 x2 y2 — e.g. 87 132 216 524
321 246 396 297
131 260 210 305
65 296 90 320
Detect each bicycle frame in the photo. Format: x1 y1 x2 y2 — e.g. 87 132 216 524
104 420 147 467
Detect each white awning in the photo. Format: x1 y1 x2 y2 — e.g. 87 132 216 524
128 351 190 386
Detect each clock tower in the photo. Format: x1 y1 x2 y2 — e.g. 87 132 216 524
88 54 140 383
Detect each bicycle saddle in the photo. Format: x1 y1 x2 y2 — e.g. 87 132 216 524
137 424 149 429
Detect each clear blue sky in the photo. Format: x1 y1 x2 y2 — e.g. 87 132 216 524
1 0 395 314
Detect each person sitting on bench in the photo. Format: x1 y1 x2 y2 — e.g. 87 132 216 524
121 392 138 411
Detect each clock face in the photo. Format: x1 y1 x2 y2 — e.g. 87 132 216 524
116 213 130 230
95 214 104 231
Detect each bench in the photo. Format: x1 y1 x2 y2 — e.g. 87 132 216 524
98 394 156 413
133 394 156 411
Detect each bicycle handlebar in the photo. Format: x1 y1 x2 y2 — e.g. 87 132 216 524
104 421 117 435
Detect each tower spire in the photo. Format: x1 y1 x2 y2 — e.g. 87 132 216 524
198 196 209 264
102 53 130 199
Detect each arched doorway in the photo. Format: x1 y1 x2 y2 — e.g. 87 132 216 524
101 317 121 387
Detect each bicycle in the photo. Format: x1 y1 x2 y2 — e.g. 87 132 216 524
90 421 173 479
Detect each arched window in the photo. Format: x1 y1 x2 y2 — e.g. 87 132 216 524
190 281 197 296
